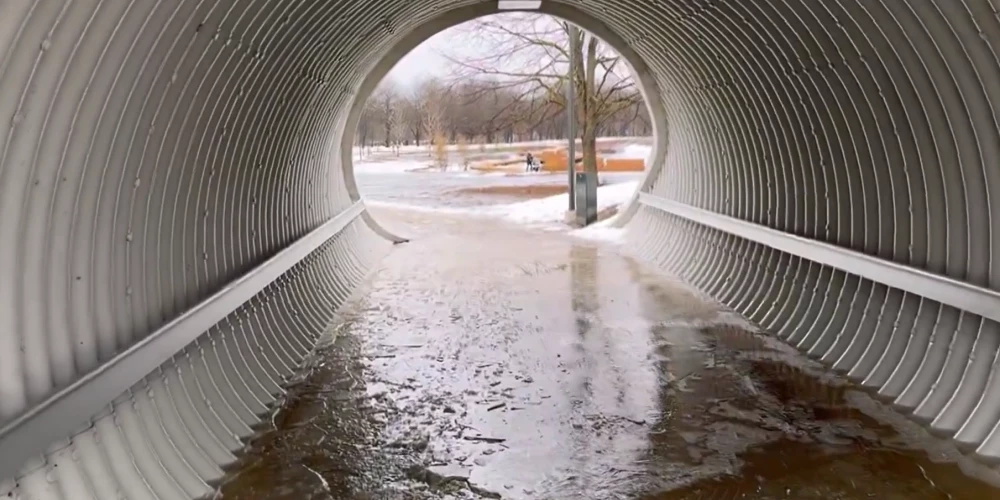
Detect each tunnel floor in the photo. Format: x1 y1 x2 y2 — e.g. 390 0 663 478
216 208 1000 500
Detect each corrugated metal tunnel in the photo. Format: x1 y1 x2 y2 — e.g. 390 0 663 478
2 0 1000 497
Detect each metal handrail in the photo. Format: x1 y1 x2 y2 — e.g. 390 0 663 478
639 193 1000 324
0 201 367 481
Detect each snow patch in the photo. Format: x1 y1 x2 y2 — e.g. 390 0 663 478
571 215 627 244
354 158 484 175
605 143 652 162
354 159 429 174
501 180 639 229
367 180 640 232
622 143 653 158
365 200 489 217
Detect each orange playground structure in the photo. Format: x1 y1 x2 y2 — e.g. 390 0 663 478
536 148 644 172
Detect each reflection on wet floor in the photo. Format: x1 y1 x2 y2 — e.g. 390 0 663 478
218 208 1000 499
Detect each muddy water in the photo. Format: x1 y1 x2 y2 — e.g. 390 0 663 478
217 208 1000 499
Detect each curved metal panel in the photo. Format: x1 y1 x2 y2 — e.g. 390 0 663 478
2 0 1000 497
624 0 1000 463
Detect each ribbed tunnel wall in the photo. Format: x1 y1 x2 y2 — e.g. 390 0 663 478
2 0 1000 497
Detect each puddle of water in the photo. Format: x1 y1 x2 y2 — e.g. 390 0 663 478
217 210 1000 500
642 358 1000 499
634 325 1000 500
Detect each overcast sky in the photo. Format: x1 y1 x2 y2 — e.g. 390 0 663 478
384 28 461 88
381 14 549 88
382 15 616 90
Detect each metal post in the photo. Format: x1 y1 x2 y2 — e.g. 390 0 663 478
566 24 578 211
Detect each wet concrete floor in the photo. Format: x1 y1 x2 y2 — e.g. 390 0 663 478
218 208 1000 499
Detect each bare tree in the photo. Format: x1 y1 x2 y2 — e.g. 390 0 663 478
442 13 644 174
455 134 470 170
402 92 424 147
416 81 449 169
353 23 649 152
422 84 445 144
390 103 405 154
368 84 401 149
356 95 383 159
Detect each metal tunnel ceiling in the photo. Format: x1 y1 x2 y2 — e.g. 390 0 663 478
2 0 1000 497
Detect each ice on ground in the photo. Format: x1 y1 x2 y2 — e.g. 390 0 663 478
364 200 489 217
354 158 479 174
353 159 429 174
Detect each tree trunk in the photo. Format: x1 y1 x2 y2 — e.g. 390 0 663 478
581 34 599 176
582 122 598 175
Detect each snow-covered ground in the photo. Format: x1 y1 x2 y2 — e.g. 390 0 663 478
570 215 628 243
352 158 429 174
353 136 648 155
366 179 638 240
352 156 502 174
355 151 651 177
355 138 647 245
502 180 637 227
605 143 652 161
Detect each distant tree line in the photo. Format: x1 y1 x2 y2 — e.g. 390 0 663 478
356 75 652 150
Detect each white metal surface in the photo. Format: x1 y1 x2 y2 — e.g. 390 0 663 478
638 193 1000 325
0 201 366 482
2 0 1000 497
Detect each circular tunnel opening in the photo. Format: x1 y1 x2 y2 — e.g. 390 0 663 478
4 0 1000 498
345 8 658 236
